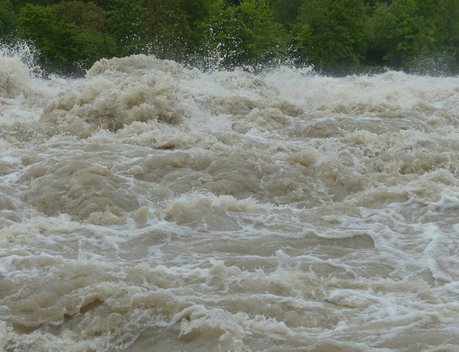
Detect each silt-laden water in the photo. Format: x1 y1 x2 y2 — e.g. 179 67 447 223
1 48 459 351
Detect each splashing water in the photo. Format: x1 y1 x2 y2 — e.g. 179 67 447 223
1 44 459 352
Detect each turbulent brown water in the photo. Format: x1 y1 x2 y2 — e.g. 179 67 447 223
1 46 459 352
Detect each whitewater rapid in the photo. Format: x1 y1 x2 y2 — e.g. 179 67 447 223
1 47 459 352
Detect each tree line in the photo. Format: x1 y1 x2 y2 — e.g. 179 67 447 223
1 0 458 75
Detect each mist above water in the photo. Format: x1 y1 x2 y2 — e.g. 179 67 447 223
1 45 459 352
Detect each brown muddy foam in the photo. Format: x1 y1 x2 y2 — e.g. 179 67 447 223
2 52 459 351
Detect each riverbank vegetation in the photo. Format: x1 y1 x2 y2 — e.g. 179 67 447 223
1 0 458 75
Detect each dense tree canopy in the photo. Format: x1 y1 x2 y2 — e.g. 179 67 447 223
1 0 458 75
0 0 16 40
205 0 287 68
292 0 368 70
109 0 193 61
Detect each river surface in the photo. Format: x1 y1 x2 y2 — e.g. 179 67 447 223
1 47 459 352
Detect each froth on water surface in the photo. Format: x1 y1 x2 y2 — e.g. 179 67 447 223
2 49 459 351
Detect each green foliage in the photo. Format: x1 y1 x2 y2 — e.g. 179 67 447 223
182 0 211 50
182 0 211 24
18 2 115 74
143 0 193 60
366 0 459 72
2 0 458 74
292 0 368 71
109 0 193 60
18 4 78 72
270 0 302 29
204 0 245 67
52 1 116 67
435 0 459 72
238 0 287 65
371 0 435 66
108 0 146 55
11 0 60 9
205 0 287 68
0 0 16 40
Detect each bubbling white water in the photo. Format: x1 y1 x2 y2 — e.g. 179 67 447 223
1 46 459 352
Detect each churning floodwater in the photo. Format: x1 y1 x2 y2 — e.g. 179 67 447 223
1 46 459 352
